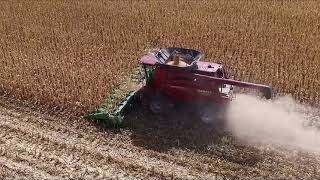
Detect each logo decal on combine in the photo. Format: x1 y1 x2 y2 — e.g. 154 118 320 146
197 89 212 96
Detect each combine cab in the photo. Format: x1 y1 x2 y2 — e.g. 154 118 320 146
85 48 272 125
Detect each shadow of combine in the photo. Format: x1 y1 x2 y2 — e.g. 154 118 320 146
121 105 264 167
90 104 263 167
123 105 226 152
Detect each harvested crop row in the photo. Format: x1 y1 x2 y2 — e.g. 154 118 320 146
0 100 319 179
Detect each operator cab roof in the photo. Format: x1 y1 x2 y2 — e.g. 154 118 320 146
141 47 223 74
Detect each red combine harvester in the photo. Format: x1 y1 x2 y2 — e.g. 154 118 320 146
85 48 272 125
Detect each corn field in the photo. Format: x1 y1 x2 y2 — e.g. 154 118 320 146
1 1 320 179
0 0 320 114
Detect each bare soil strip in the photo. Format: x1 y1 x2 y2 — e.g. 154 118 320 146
0 103 219 179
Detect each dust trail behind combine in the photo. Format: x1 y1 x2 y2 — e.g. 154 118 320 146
227 94 320 153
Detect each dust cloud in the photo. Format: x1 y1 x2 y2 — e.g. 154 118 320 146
226 94 320 153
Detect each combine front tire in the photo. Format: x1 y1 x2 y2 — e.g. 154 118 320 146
150 93 166 114
150 100 163 114
149 93 173 115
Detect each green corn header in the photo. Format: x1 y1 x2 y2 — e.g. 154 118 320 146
84 91 138 127
83 65 151 127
